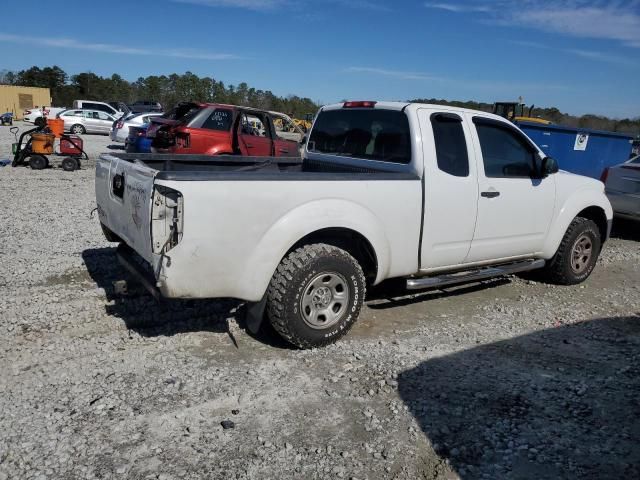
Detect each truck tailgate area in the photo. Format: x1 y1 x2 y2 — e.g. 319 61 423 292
95 155 157 263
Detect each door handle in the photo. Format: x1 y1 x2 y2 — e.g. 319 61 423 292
278 149 289 154
481 191 500 198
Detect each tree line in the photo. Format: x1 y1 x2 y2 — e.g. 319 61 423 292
0 65 638 135
0 65 319 118
410 98 640 136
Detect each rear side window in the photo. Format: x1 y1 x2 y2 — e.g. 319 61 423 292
84 102 114 114
475 121 536 178
309 109 411 164
202 109 233 131
431 113 469 177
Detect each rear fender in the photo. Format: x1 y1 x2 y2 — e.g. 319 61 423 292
239 199 391 301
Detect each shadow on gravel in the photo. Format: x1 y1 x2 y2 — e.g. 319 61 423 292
611 218 640 242
82 247 239 339
81 247 296 349
398 315 640 479
366 277 511 310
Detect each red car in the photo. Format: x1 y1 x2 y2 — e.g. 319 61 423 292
147 102 304 157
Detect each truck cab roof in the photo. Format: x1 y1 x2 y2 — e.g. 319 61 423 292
321 101 510 123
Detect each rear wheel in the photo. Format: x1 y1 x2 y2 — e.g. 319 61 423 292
71 124 85 135
61 157 79 171
541 217 602 285
266 244 366 349
28 155 48 170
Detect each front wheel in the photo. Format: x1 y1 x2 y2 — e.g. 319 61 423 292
541 217 602 285
70 124 85 135
266 244 366 349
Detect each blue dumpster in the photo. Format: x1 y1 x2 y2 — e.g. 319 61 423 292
517 121 633 179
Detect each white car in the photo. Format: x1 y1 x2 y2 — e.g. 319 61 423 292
72 100 126 119
110 112 163 143
96 101 613 349
58 109 116 134
23 107 67 125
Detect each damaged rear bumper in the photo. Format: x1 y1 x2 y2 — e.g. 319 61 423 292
116 243 162 301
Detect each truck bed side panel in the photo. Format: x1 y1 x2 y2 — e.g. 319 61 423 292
152 178 422 301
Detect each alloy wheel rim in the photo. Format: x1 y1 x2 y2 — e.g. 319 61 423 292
571 234 593 274
300 272 350 329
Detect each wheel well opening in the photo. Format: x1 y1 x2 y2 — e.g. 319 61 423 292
289 228 378 283
577 206 608 241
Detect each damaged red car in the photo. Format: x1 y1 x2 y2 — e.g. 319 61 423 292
147 102 305 157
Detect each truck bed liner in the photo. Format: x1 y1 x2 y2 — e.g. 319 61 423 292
100 153 419 181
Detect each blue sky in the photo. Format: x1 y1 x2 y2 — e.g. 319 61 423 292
1 0 639 118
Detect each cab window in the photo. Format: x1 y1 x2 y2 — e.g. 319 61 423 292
309 109 411 164
431 113 469 177
475 120 537 178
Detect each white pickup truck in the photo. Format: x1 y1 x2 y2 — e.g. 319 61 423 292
95 101 613 348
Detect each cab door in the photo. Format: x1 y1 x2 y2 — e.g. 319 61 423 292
465 115 556 262
237 112 273 156
419 108 480 269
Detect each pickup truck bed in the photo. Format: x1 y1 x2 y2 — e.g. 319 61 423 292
96 152 423 305
104 153 419 180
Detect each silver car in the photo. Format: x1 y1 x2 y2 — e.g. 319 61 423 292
58 109 116 135
110 112 163 143
604 155 640 221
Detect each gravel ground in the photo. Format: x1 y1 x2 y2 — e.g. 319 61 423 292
0 122 639 480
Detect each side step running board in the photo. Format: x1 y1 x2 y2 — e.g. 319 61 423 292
406 259 545 290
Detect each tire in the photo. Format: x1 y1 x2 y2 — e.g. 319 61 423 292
28 155 48 170
541 217 602 285
266 244 366 349
71 124 85 135
61 157 79 171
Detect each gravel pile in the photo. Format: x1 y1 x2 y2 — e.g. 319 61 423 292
1 125 639 479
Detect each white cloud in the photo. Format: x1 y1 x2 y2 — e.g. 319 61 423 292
173 0 389 10
427 1 640 49
345 65 569 92
171 0 286 9
0 34 239 60
510 39 636 66
345 66 442 81
424 2 491 13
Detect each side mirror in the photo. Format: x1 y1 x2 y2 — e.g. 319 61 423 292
541 157 559 177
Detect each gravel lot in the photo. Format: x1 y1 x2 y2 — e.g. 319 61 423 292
1 122 639 480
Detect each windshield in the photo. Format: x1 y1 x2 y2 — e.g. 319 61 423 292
308 108 411 164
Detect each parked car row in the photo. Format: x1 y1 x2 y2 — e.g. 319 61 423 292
110 112 164 143
21 99 162 125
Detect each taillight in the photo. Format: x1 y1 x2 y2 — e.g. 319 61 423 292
116 121 124 129
152 185 183 254
343 101 377 108
24 110 32 115
600 168 609 184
